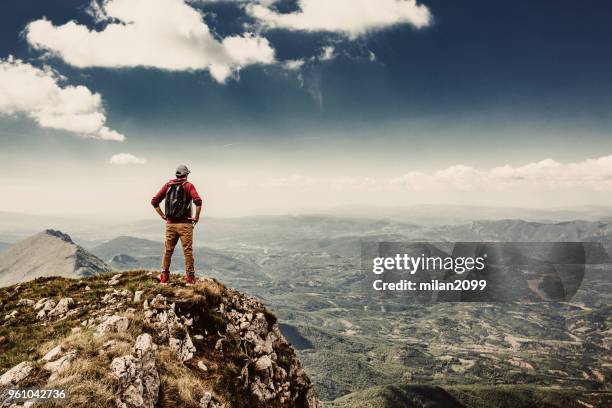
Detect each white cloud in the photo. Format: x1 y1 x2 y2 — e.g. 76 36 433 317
247 0 432 39
0 56 124 141
108 153 147 165
319 46 336 61
388 156 612 192
25 0 276 83
280 46 335 74
282 59 306 71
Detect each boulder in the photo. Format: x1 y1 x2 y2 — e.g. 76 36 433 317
169 333 196 362
97 315 130 334
42 345 63 362
251 376 276 402
44 351 77 381
198 391 224 408
199 392 212 407
34 298 50 311
36 299 57 319
110 355 139 380
133 291 144 303
107 274 122 286
149 294 168 310
255 355 273 372
4 310 18 320
0 361 34 386
102 289 132 305
133 332 156 358
145 305 182 343
17 299 35 307
111 333 160 408
47 298 74 318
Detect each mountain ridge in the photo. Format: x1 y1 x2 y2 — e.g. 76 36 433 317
0 230 112 287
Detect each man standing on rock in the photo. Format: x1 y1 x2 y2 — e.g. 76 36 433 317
151 164 202 286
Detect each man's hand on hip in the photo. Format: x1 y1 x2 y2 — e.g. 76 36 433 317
154 206 166 221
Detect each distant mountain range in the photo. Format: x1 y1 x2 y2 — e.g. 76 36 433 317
3 218 612 288
443 219 612 241
3 205 612 243
0 229 111 287
92 236 165 259
325 204 612 225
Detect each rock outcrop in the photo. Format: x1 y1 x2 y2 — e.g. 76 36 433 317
110 333 160 408
0 270 322 408
97 315 130 334
0 361 33 387
216 289 322 407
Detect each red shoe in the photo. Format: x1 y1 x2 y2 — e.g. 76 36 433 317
186 274 196 286
159 272 170 285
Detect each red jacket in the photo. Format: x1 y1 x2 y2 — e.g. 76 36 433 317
151 178 203 224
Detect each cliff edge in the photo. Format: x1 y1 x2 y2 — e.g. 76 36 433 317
0 270 321 408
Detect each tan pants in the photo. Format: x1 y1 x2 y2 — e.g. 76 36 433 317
162 223 195 274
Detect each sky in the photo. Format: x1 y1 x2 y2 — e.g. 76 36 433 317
1 0 612 219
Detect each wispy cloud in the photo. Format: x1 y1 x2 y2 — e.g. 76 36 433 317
301 71 323 109
0 56 124 141
108 153 147 165
25 0 276 83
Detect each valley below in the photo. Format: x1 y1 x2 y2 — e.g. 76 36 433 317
1 211 611 407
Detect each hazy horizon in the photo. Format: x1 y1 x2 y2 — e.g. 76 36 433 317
2 202 612 224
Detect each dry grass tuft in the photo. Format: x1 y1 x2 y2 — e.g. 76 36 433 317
46 324 135 360
37 327 136 407
47 358 119 408
62 378 117 408
157 346 215 408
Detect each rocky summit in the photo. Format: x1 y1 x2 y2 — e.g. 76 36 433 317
0 230 112 288
0 270 322 408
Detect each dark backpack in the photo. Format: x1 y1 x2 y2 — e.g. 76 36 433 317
165 182 190 219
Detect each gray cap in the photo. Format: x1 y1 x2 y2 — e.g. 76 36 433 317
175 164 191 177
